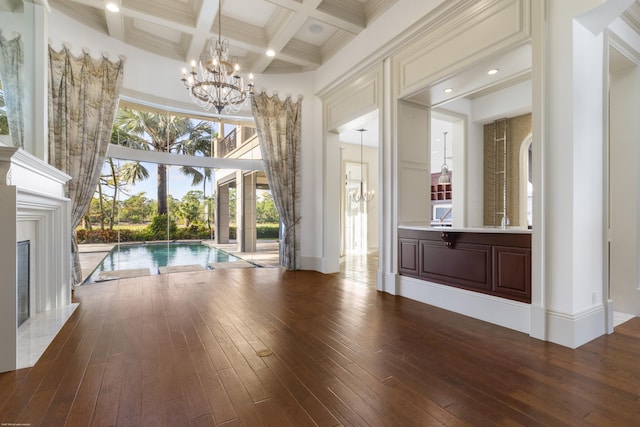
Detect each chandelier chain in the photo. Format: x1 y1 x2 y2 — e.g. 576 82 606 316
180 0 254 113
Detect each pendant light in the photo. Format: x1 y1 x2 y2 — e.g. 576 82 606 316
438 131 451 184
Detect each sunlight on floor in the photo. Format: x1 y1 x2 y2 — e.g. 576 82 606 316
340 253 378 286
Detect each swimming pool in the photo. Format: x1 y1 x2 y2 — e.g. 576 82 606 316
87 242 240 283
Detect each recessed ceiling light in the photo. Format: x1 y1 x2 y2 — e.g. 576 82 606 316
443 88 453 93
105 2 120 12
266 49 275 57
488 68 499 75
309 23 324 33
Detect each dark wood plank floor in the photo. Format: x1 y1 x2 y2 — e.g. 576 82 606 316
1 268 640 426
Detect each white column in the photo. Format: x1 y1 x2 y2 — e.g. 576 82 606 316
22 1 49 161
378 57 395 293
529 0 547 341
323 131 341 273
215 183 230 244
540 0 630 347
238 171 257 252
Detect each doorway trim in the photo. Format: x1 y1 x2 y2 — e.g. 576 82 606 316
318 63 384 279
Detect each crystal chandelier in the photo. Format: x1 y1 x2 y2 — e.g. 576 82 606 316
350 128 375 203
181 1 254 114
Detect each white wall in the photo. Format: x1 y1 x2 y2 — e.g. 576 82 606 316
608 15 640 316
0 10 27 34
471 80 532 123
397 101 430 224
609 57 640 315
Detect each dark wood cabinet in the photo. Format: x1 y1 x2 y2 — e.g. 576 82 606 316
398 228 531 303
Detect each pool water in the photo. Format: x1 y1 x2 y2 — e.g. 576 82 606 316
88 242 239 283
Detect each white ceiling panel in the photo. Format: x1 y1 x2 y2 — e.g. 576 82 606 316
49 0 399 74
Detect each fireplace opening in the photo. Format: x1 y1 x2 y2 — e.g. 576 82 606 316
17 240 30 327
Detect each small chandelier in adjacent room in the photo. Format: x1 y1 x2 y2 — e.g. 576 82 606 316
350 128 375 203
180 1 254 113
438 131 451 184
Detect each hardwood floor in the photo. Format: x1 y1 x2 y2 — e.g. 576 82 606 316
1 268 639 426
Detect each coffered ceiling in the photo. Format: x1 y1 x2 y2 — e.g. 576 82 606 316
48 0 398 74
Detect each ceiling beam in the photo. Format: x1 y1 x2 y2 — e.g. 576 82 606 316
105 5 125 41
265 0 365 33
250 0 323 73
185 0 219 61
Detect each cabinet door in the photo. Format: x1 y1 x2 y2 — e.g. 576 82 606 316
492 246 531 302
399 238 419 277
419 240 491 291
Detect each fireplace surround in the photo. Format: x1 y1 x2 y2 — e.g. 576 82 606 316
0 146 77 372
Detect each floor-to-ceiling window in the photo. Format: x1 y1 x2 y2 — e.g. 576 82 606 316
77 103 279 281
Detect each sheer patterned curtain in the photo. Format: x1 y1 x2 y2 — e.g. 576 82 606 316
0 32 24 148
48 46 125 284
251 92 302 270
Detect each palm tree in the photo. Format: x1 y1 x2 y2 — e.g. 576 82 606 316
0 86 9 135
120 161 150 188
112 109 214 215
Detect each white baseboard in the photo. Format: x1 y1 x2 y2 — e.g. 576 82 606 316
529 304 546 340
377 270 397 294
301 256 325 272
546 304 606 348
397 276 531 334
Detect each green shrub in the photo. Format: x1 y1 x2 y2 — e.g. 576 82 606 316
75 222 277 244
76 228 148 243
257 224 280 239
148 214 177 240
174 223 213 240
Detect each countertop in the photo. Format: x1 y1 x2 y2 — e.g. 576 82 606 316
398 224 532 234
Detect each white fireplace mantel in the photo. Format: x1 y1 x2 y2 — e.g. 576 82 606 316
0 146 76 373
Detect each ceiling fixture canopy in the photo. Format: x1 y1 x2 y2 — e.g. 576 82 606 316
180 1 253 113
